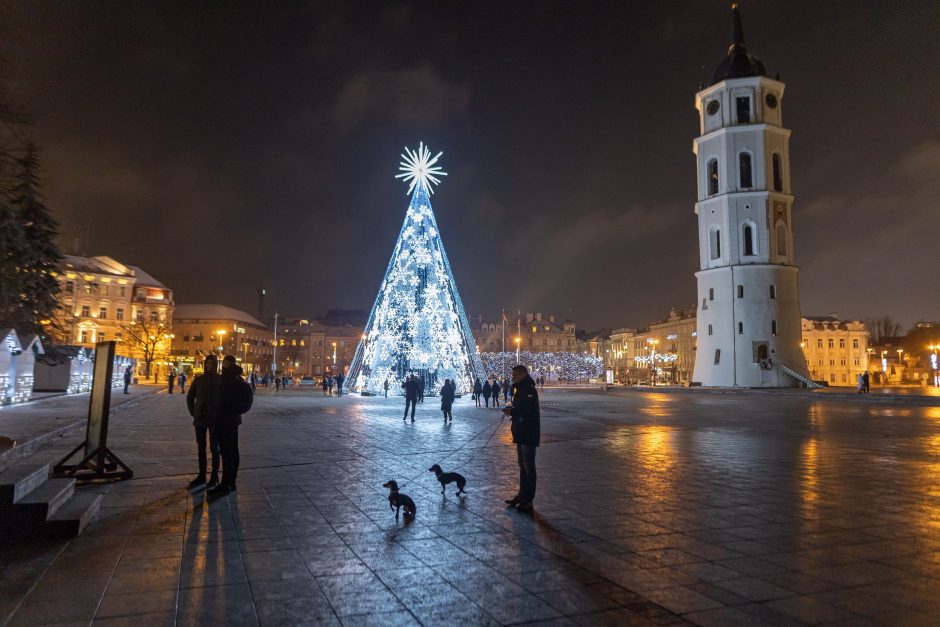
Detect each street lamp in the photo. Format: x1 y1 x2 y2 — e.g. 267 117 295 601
514 336 521 364
896 348 904 384
216 329 226 353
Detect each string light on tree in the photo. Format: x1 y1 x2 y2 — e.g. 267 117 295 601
345 143 483 395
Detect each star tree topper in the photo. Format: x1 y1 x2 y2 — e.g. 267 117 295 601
395 142 447 195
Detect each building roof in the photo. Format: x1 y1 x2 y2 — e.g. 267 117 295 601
711 4 766 86
173 304 266 328
127 265 169 289
62 255 134 277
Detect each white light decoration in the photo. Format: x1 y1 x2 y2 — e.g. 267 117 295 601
479 351 604 381
395 142 447 195
345 143 483 395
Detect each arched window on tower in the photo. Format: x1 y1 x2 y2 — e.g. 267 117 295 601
743 223 755 256
772 320 777 336
737 285 744 298
775 221 788 257
738 322 744 334
708 324 713 336
739 152 753 188
707 159 719 196
769 284 776 299
772 153 783 192
710 227 721 260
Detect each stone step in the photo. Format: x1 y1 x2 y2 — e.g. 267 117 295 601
46 491 103 537
11 477 76 521
0 463 50 506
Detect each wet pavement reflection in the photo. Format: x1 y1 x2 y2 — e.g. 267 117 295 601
2 388 939 625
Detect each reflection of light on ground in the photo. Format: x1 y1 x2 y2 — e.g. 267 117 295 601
799 437 819 517
631 426 677 504
639 393 674 418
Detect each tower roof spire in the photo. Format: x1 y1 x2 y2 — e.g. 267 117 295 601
710 3 766 86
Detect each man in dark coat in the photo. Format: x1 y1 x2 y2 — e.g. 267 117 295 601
402 375 419 422
123 366 132 394
417 376 425 402
482 379 492 407
167 371 175 394
208 355 250 497
335 373 344 397
504 365 540 513
185 355 221 489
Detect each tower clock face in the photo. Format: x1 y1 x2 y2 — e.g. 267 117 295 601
706 100 720 115
765 93 778 108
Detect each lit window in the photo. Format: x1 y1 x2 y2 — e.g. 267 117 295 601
707 159 719 196
99 306 108 319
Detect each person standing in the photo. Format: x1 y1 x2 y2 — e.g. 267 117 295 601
502 378 510 403
440 378 455 423
491 378 501 408
249 372 257 393
417 376 425 403
335 373 344 396
208 355 252 497
178 371 187 394
473 377 482 407
167 371 175 394
123 366 132 394
383 379 389 398
862 371 870 394
275 375 281 392
504 365 540 513
482 379 492 407
185 355 221 489
402 375 418 422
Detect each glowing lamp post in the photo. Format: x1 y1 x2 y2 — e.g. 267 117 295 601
896 348 904 384
514 337 521 364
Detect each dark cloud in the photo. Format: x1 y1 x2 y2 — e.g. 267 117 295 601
4 0 939 331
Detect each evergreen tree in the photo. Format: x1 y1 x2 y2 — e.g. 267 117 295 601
0 144 63 340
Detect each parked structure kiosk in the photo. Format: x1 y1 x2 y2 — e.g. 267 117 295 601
54 341 133 481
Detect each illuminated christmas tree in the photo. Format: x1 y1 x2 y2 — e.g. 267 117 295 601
345 143 483 395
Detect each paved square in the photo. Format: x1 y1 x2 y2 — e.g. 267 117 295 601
2 388 939 625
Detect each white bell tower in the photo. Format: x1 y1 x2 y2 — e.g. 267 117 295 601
691 3 810 387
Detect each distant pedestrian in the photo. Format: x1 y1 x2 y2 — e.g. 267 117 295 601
473 377 482 407
123 366 132 394
502 378 510 402
178 372 187 394
186 355 220 490
482 379 492 407
275 376 281 392
417 377 425 402
322 376 329 396
504 364 540 513
208 355 252 498
249 372 256 392
383 378 389 398
402 375 419 422
328 375 335 395
862 371 870 393
491 378 501 408
857 373 865 394
336 373 344 396
167 371 175 394
440 378 455 423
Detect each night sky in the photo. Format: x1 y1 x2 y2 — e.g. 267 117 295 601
5 1 939 331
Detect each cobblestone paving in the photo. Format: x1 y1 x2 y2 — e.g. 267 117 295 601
2 388 939 626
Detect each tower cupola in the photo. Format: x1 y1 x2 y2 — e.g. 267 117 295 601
711 3 766 85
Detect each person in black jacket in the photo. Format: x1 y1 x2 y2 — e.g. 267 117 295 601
440 378 455 423
473 377 482 407
402 375 419 422
503 365 540 513
482 379 492 407
207 355 250 497
185 355 220 489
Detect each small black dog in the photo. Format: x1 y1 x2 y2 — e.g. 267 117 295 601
382 480 416 518
428 464 467 496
